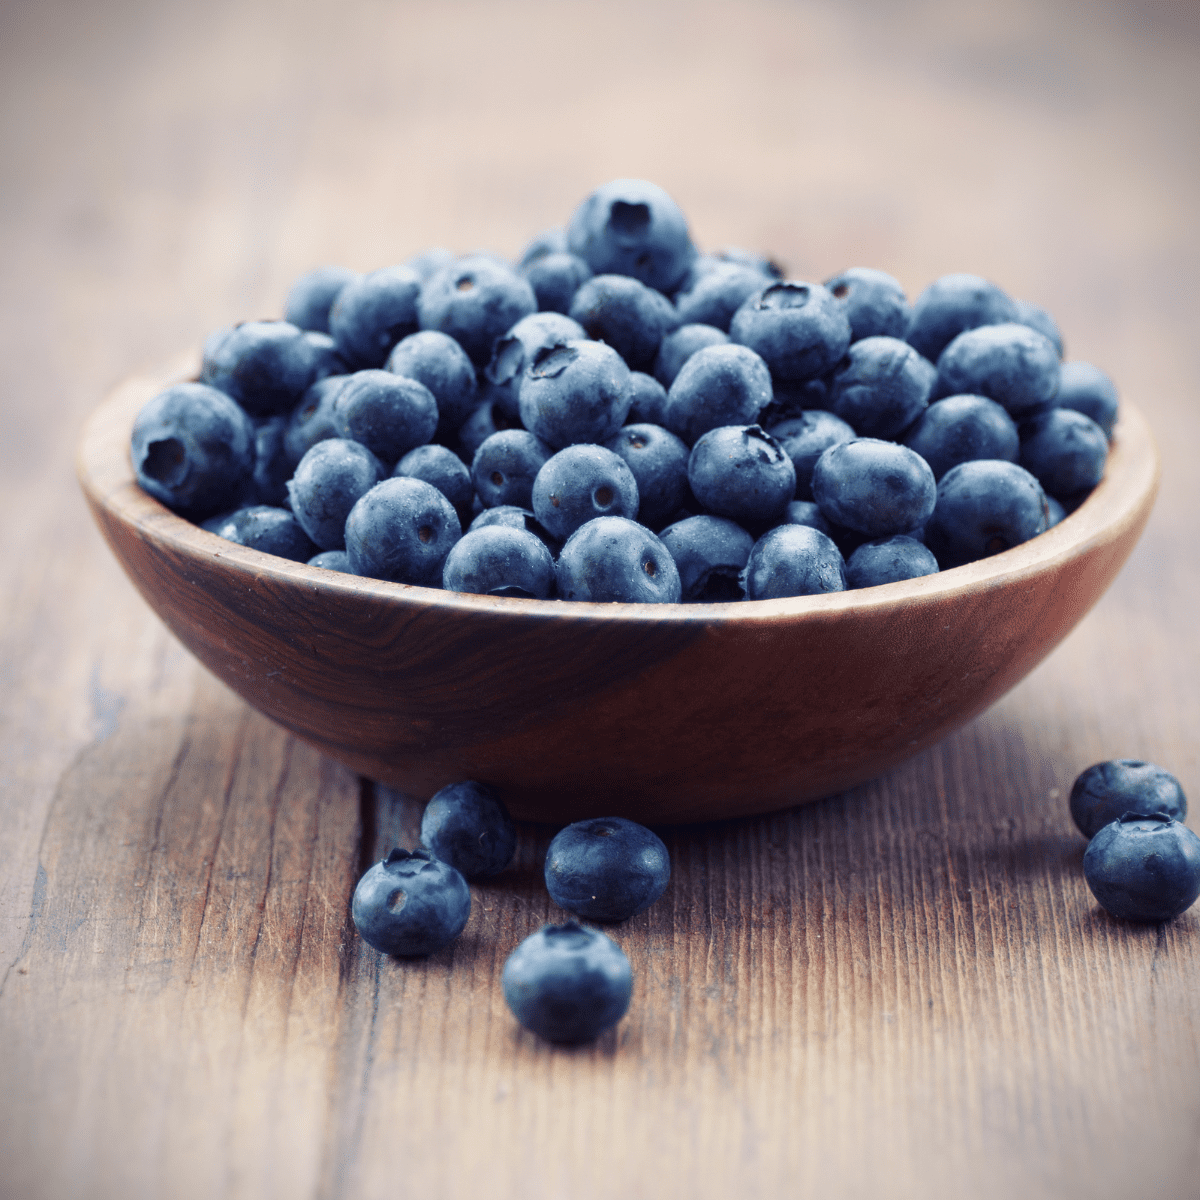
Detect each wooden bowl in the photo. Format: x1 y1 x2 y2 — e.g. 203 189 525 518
78 356 1160 823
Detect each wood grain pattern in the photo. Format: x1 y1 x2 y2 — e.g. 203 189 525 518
2 0 1199 1197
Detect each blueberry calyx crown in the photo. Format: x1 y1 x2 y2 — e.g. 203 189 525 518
382 847 439 875
1115 811 1177 829
757 282 810 310
542 920 594 948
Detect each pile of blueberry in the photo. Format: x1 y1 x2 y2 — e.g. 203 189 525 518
352 781 670 1043
131 178 1121 602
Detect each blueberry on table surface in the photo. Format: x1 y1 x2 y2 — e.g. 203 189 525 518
532 444 640 543
663 343 773 446
811 438 936 539
344 476 462 585
352 848 471 956
202 505 318 562
555 517 681 603
1069 760 1187 840
688 425 795 528
1054 361 1119 437
201 319 323 418
287 438 384 550
386 329 479 433
824 266 912 342
420 780 517 879
905 273 1019 364
329 265 423 369
485 311 585 420
740 523 847 600
934 322 1061 417
545 817 671 922
132 382 255 519
728 280 851 382
825 335 936 440
652 323 729 389
845 535 939 590
518 339 632 449
923 459 1048 568
659 514 754 602
604 423 691 531
471 429 555 510
566 177 696 295
332 369 439 466
285 265 361 334
442 524 555 598
502 922 633 1044
902 394 1019 481
569 273 681 372
417 254 538 368
1018 407 1109 498
1083 815 1200 923
768 409 856 501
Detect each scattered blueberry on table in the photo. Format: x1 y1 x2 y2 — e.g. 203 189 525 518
351 848 472 956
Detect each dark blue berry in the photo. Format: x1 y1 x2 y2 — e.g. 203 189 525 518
247 416 292 506
457 399 523 463
485 312 585 420
768 410 856 501
845 535 939 589
545 816 670 922
675 261 774 332
471 429 554 509
132 382 255 519
442 525 555 598
934 323 1060 416
468 504 559 553
566 178 696 294
332 370 439 465
285 265 360 334
555 517 681 603
201 320 322 417
344 477 462 585
284 375 347 468
1018 407 1108 498
518 340 632 449
521 251 594 315
1055 361 1119 437
902 394 1019 480
203 505 318 562
569 274 681 371
532 445 640 542
394 444 474 521
811 439 936 538
308 549 354 572
729 281 851 382
659 514 754 602
906 273 1019 363
1013 298 1064 357
288 438 385 550
1069 760 1187 840
741 524 847 600
420 780 517 878
652 323 729 389
352 848 471 956
824 267 912 341
664 344 773 446
781 500 833 537
329 266 422 369
518 227 568 266
825 335 936 439
502 922 633 1043
625 371 670 426
603 423 691 530
386 330 479 434
1083 815 1200 923
688 425 795 527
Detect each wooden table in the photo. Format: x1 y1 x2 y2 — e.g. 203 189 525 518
2 2 1197 1197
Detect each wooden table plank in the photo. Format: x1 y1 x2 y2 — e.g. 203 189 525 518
1 1 1198 1197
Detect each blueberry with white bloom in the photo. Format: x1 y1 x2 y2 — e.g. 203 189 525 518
329 266 423 369
1055 361 1119 437
1019 407 1108 498
905 273 1019 364
352 848 471 956
518 340 632 449
688 425 795 528
825 336 936 440
203 505 318 562
421 780 517 878
652 323 729 389
485 312 585 420
902 394 1019 481
386 330 479 434
768 410 856 501
555 517 681 603
659 514 754 602
729 281 851 382
442 524 556 598
288 438 385 550
811 439 936 539
845 535 939 589
569 274 681 372
740 524 847 600
604 423 691 530
471 429 554 509
664 344 773 446
345 477 462 585
824 267 912 342
201 320 323 417
1083 815 1200 923
332 370 439 465
1070 760 1187 840
520 251 594 315
935 323 1061 417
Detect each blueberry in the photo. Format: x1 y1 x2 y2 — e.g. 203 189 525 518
329 266 423 369
566 178 696 294
351 847 471 956
1018 407 1108 498
284 375 348 468
902 394 1020 481
420 780 517 878
518 227 568 266
532 444 640 542
520 251 594 315
485 312 586 420
767 410 856 501
845 535 939 589
471 429 554 509
1083 815 1200 923
905 273 1019 363
1069 760 1187 840
404 247 455 282
934 323 1060 417
824 267 912 341
1055 361 1119 437
518 340 632 449
658 514 754 602
688 425 795 527
729 281 852 382
201 320 322 417
344 476 462 585
664 344 773 446
811 439 936 538
740 524 847 600
203 505 318 562
248 415 292 506
288 438 385 550
758 377 829 428
923 459 1049 568
132 382 256 519
675 261 776 332
308 549 354 573
442 525 556 598
502 922 633 1043
285 265 361 334
825 336 936 440
302 331 352 381
332 370 439 465
393 443 474 521
569 274 681 372
1045 494 1067 528
545 816 670 922
780 499 833 537
555 517 681 603
457 399 524 463
625 371 670 426
469 504 559 553
603 423 691 530
1013 298 1064 358
386 330 479 434
418 254 537 368
652 323 729 389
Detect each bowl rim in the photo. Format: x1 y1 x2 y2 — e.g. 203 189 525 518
78 351 1161 626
